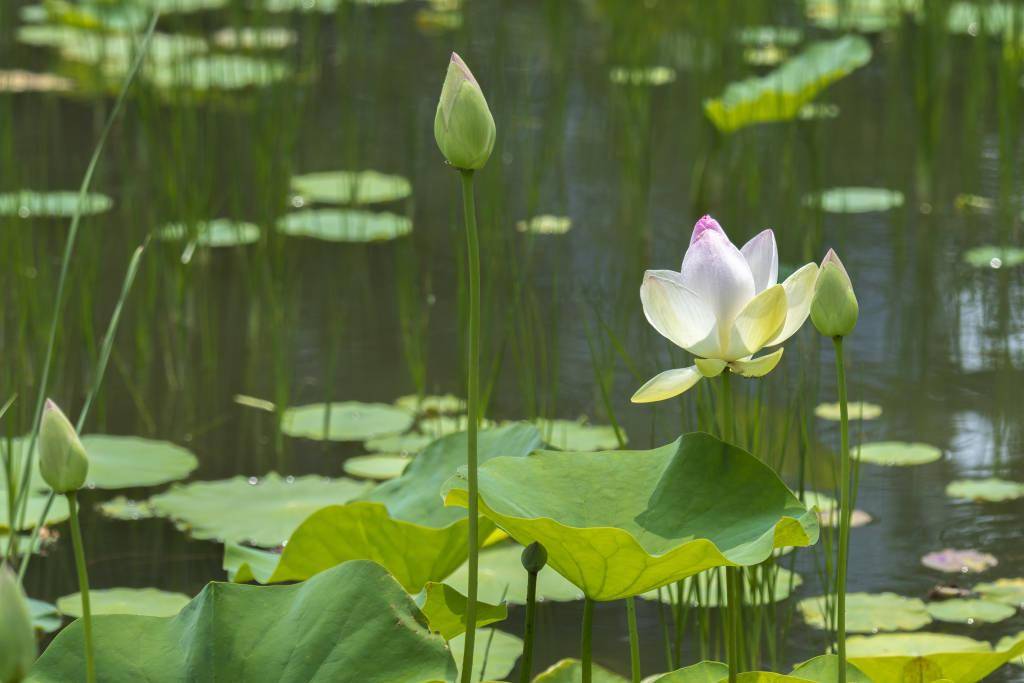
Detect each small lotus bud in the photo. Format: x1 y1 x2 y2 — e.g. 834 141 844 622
433 53 496 170
38 399 88 494
810 249 858 338
520 542 548 574
0 566 36 683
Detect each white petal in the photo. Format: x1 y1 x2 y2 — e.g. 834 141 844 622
631 366 703 403
722 284 788 360
765 262 819 346
740 229 778 294
681 230 755 351
640 271 716 351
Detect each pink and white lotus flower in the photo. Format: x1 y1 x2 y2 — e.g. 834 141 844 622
633 215 818 403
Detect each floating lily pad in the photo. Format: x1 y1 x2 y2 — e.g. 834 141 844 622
146 55 291 91
281 401 414 442
975 578 1024 608
609 65 676 86
790 654 873 682
277 209 411 242
946 478 1024 503
394 394 465 415
797 101 841 120
30 561 457 682
148 472 372 547
921 549 997 574
801 490 837 512
444 542 583 605
261 0 341 12
156 220 261 247
212 26 297 50
847 632 1024 683
363 431 434 454
817 507 873 528
444 432 819 601
18 27 207 74
0 191 112 217
743 44 790 66
963 246 1024 269
0 69 73 93
419 414 494 437
856 441 941 467
954 194 994 214
704 35 871 133
534 418 624 451
798 592 931 633
814 401 882 420
806 0 912 32
449 628 522 682
57 588 190 618
516 215 572 235
947 2 1019 37
290 170 412 205
416 583 506 640
533 658 629 682
926 599 1015 625
28 598 61 634
0 489 69 531
82 435 199 489
648 661 728 682
640 566 803 607
736 26 804 46
804 187 904 213
96 496 156 520
342 454 410 480
996 632 1024 668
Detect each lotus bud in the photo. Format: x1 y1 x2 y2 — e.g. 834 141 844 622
38 399 88 494
520 542 548 574
433 52 496 170
0 566 36 683
810 249 858 338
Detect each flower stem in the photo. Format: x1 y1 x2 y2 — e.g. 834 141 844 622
458 168 481 683
519 570 539 683
626 597 641 682
720 372 739 683
833 336 851 683
581 597 595 683
67 491 95 683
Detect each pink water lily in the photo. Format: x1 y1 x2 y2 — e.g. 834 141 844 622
633 215 818 403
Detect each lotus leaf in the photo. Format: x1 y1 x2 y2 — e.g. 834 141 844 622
416 582 507 640
640 566 803 607
343 454 411 480
147 472 372 546
29 560 457 682
847 632 1024 683
817 508 872 528
96 496 155 520
806 0 913 32
156 219 261 247
946 478 1024 502
445 432 818 601
920 549 997 574
802 490 837 512
449 628 522 682
394 393 465 415
516 214 572 235
804 187 904 213
736 26 804 46
365 431 435 454
0 70 72 93
996 632 1024 667
789 654 872 682
704 36 870 133
0 190 112 217
290 170 412 205
212 26 297 50
798 102 841 120
798 592 931 632
533 658 628 682
609 66 677 86
444 542 583 604
974 577 1024 607
28 598 61 634
947 2 1019 37
535 418 624 451
855 441 941 467
277 209 412 242
649 661 728 682
963 246 1024 269
0 489 68 531
280 401 414 441
147 55 291 91
57 588 190 618
925 598 1014 624
420 414 495 436
814 401 882 421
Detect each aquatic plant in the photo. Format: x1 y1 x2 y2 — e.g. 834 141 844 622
0 566 35 683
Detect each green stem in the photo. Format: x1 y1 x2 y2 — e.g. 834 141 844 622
581 598 595 683
721 372 739 683
519 571 538 683
67 492 95 683
720 371 733 443
459 168 481 683
626 597 641 682
833 336 851 683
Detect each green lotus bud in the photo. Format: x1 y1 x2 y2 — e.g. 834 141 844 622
0 566 36 683
520 542 547 574
810 249 858 338
433 52 495 170
38 399 88 494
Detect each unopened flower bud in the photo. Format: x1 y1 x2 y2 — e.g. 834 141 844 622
433 53 496 170
0 566 36 683
520 542 548 574
810 249 858 338
38 399 88 494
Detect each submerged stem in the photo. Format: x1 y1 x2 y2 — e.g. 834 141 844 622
626 597 641 682
519 570 539 683
833 336 851 683
459 168 481 683
67 491 95 683
581 597 595 683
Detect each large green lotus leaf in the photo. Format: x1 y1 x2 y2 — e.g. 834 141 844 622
157 220 261 247
798 592 931 633
28 598 62 634
855 441 942 467
532 658 628 682
281 401 414 441
0 190 112 217
57 588 190 618
444 542 583 604
974 578 1024 607
789 654 872 682
416 582 506 640
996 632 1024 668
847 632 1024 683
640 566 803 607
946 478 1024 502
449 628 522 682
703 36 871 133
804 187 904 214
343 454 411 480
277 209 412 242
444 432 818 601
814 401 882 421
0 489 68 531
534 418 625 451
649 661 728 682
925 598 1014 624
147 472 372 546
29 560 457 682
963 245 1024 269
290 170 412 205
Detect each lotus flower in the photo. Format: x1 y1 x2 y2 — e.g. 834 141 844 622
632 215 818 403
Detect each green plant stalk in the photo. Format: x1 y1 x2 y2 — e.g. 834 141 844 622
458 169 481 683
67 491 95 683
519 570 539 683
833 336 851 683
626 597 641 682
581 597 595 683
721 371 740 683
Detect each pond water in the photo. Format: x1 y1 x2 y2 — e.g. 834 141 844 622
2 0 1023 680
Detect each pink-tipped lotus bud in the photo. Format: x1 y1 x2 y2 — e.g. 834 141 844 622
38 399 88 494
433 53 496 170
810 249 858 338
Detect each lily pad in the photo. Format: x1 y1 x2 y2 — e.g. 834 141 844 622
946 478 1024 503
736 26 804 46
516 214 572 235
801 490 837 512
212 26 297 50
444 432 819 601
814 401 882 420
80 435 198 489
963 246 1024 269
147 472 372 546
0 69 73 93
789 654 873 682
806 0 913 32
996 632 1024 667
0 191 112 217
533 658 629 682
649 661 728 682
146 55 291 91
804 187 904 213
416 582 506 640
847 632 1024 683
0 489 69 531
277 209 412 242
156 220 261 247
280 401 414 442
449 628 522 682
974 578 1024 608
704 35 871 133
444 542 583 605
394 394 465 415
640 566 803 607
28 598 62 634
535 418 624 451
817 508 873 528
30 561 457 682
797 102 841 120
921 549 997 574
420 414 494 437
798 592 931 633
57 588 190 618
855 441 941 467
290 170 412 205
364 431 434 454
342 454 411 480
609 65 676 86
96 496 156 520
926 599 1015 625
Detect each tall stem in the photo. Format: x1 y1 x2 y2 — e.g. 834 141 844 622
581 598 595 683
67 492 95 683
458 168 481 683
519 571 539 683
833 336 851 683
626 597 641 682
721 372 739 683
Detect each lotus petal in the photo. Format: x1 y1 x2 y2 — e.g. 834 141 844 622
765 263 818 346
740 229 779 293
640 270 716 351
681 229 756 344
729 348 785 378
695 358 727 378
724 285 787 359
632 367 703 403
